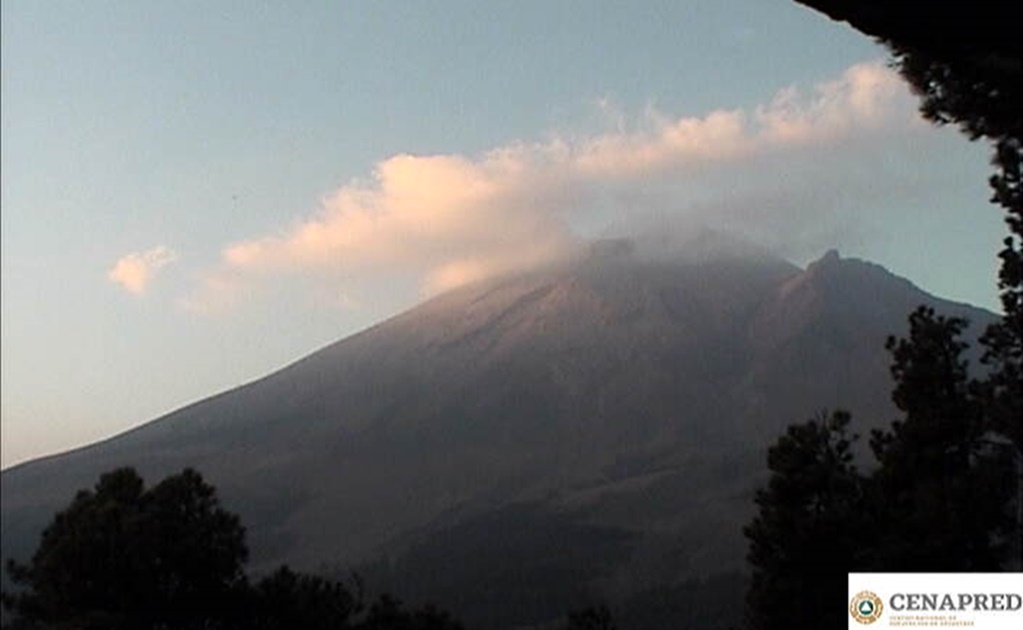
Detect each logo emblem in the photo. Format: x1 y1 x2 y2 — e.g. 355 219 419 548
849 590 884 624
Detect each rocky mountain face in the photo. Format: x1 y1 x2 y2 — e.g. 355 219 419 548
0 243 994 629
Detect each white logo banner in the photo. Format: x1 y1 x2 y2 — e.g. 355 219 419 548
849 573 1023 629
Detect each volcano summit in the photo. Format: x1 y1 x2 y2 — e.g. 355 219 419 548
0 241 992 628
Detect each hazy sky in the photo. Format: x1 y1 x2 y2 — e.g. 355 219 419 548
1 1 1005 468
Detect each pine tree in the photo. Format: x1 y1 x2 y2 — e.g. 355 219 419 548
3 468 248 630
743 411 864 630
867 307 1011 570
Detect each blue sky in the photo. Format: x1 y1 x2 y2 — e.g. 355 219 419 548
0 1 1004 468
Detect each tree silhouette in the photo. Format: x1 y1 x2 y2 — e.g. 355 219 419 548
247 565 358 630
563 604 617 630
3 468 248 630
743 411 864 630
2 467 469 630
795 0 1023 569
745 308 1016 627
868 307 1011 571
359 594 465 630
796 0 1022 457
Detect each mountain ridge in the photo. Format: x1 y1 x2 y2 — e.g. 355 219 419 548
1 245 996 628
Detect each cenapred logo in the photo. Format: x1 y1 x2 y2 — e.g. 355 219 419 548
849 590 884 625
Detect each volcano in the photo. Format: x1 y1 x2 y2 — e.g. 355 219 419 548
0 241 993 628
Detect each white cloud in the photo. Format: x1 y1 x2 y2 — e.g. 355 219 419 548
108 246 178 295
188 61 928 311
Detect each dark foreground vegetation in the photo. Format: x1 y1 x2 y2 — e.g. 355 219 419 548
3 4 1019 630
1 467 466 630
745 2 1021 629
1 467 636 630
745 308 1018 629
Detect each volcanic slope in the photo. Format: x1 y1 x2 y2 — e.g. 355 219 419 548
0 243 993 628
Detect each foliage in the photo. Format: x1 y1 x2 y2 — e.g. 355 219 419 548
745 303 1018 627
981 135 1023 453
869 307 1011 570
247 565 358 630
743 411 864 630
563 605 617 630
2 468 466 630
796 0 1023 459
874 5 1023 556
359 595 465 630
2 467 247 630
879 0 1023 466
